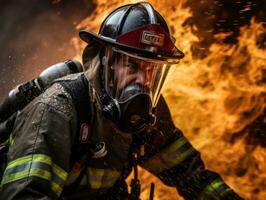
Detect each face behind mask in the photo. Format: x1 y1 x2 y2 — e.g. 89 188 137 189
100 46 172 133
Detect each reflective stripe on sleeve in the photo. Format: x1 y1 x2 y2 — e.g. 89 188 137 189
88 167 121 190
66 171 88 187
1 154 68 197
199 179 234 200
141 136 197 174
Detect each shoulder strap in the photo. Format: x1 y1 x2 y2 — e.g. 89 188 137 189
59 74 93 161
59 74 94 195
60 74 92 125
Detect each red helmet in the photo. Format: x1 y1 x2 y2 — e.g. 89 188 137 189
79 2 184 64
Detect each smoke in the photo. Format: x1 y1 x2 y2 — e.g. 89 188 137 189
0 0 95 97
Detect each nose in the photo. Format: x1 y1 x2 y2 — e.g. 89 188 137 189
135 71 146 86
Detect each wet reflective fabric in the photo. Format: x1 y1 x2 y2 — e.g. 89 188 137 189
200 178 234 200
141 136 197 174
1 154 67 197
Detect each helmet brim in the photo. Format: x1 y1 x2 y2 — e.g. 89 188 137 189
79 30 185 63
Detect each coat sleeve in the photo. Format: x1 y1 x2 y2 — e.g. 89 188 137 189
139 96 243 200
0 86 76 200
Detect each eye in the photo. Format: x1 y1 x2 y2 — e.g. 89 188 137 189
126 61 138 73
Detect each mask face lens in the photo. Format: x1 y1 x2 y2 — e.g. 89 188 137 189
117 56 157 87
113 55 158 98
103 46 172 107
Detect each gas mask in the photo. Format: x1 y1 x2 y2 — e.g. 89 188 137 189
99 46 174 133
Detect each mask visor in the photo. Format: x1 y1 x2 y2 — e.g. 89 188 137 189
103 47 174 107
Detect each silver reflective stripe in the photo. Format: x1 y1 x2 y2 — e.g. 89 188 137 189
200 179 233 200
141 136 197 174
65 167 121 190
1 154 67 197
88 168 121 190
3 162 50 177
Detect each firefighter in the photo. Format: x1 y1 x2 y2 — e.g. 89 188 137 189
0 2 243 200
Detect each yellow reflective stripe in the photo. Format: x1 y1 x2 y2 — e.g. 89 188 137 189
101 169 120 188
51 181 63 197
219 188 233 198
163 136 187 155
168 147 196 166
1 154 67 197
91 168 105 176
141 137 197 174
28 168 51 181
88 168 121 189
88 168 104 189
50 163 67 196
6 154 51 170
2 168 51 185
52 163 67 181
200 179 231 200
5 155 32 170
2 168 62 196
90 181 101 189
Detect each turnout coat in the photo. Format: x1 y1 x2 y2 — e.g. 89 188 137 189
0 62 242 200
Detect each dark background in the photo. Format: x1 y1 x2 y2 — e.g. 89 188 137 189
0 0 95 97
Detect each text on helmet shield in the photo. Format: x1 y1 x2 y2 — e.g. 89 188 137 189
141 31 165 47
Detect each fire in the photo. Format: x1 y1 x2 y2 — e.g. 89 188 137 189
75 1 266 199
165 17 266 200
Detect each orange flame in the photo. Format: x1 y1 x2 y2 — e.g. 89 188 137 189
74 1 266 199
